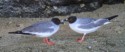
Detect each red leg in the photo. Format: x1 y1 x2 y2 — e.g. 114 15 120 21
77 35 85 43
43 38 55 45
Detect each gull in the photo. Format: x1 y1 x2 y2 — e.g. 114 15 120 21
9 18 64 45
64 15 118 43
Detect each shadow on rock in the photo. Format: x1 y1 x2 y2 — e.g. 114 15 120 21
0 0 124 18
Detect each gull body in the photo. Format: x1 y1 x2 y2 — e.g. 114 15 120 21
65 15 118 43
9 18 63 45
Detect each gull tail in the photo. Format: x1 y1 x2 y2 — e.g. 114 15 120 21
8 31 32 35
105 15 118 20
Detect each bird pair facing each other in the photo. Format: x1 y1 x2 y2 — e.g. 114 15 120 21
9 15 118 45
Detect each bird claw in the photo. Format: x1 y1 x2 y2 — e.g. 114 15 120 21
77 38 84 43
46 41 55 46
43 38 55 46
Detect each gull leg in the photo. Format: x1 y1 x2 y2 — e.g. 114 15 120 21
77 33 86 43
43 37 55 45
77 35 85 43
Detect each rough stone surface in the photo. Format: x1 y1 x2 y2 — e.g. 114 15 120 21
0 0 124 17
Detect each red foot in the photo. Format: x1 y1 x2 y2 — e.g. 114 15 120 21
43 38 55 46
77 38 84 43
46 41 55 46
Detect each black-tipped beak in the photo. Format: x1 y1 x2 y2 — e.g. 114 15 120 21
60 19 67 24
63 19 68 21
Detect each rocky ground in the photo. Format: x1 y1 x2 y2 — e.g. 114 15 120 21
0 4 125 52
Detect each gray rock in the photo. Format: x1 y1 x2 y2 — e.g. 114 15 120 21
0 0 124 17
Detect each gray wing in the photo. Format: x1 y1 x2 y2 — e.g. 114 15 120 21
22 21 55 33
78 18 109 29
77 18 96 24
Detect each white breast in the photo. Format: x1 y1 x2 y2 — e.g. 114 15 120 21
69 23 100 35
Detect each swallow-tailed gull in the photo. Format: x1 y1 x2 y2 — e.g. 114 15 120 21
9 18 63 45
64 15 118 43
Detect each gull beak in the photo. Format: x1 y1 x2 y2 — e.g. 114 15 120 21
60 20 64 24
63 18 68 21
60 19 68 24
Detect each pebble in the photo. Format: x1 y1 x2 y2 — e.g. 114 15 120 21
6 21 12 25
87 46 92 50
80 4 85 7
16 24 24 27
